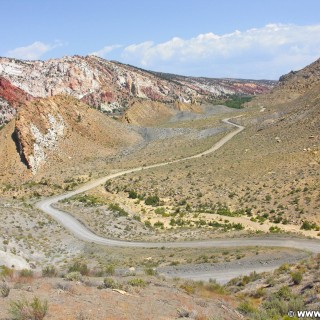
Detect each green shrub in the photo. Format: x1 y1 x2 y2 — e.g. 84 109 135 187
108 203 129 217
103 277 120 289
154 221 164 228
252 287 266 298
0 266 14 279
19 269 33 278
206 279 226 294
291 271 303 285
42 265 57 277
128 190 138 199
237 300 257 315
301 220 318 230
104 264 115 276
154 207 166 215
65 271 83 282
9 297 48 320
143 220 151 228
144 268 157 276
127 278 146 288
145 195 160 206
68 261 89 276
180 281 195 294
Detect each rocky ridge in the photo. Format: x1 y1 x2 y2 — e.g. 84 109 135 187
250 57 320 107
0 76 32 125
0 55 276 125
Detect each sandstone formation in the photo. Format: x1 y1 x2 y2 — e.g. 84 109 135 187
1 95 142 177
0 77 32 125
0 55 275 125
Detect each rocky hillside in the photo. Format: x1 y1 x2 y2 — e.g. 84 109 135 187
0 77 32 126
0 55 275 125
250 57 320 107
0 95 142 179
152 71 276 96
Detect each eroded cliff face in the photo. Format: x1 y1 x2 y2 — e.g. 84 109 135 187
0 55 276 117
12 95 141 175
14 99 66 174
0 77 32 125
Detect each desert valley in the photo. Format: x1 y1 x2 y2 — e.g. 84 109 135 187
0 50 319 320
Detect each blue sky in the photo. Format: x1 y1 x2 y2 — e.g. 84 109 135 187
1 0 320 79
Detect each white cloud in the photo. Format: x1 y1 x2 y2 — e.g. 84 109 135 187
90 44 122 58
7 40 63 60
121 24 320 79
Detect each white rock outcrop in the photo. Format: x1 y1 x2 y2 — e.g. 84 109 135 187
29 113 65 174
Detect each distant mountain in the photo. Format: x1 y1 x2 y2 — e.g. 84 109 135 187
0 55 276 125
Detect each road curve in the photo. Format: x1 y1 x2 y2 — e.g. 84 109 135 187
35 117 320 254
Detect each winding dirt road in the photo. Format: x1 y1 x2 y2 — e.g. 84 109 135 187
35 117 320 281
35 117 245 246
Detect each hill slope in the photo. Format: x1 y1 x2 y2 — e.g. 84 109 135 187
0 55 275 125
0 95 142 182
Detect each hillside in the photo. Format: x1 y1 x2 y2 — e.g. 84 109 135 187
0 95 142 183
106 58 320 234
250 57 320 107
0 55 275 125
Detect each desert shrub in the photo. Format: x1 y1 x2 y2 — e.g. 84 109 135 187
145 195 160 206
291 271 303 285
0 266 14 279
19 269 33 278
127 278 146 288
154 221 164 228
252 287 266 298
128 190 138 199
276 286 293 300
262 297 288 316
104 264 115 276
206 279 226 294
180 281 196 294
65 271 82 282
42 265 57 277
144 221 152 228
237 300 257 315
133 214 141 221
68 261 89 276
73 194 105 206
108 203 128 216
269 226 281 233
154 207 166 215
9 296 48 320
300 220 318 230
144 268 157 276
0 282 10 297
54 282 73 292
102 277 120 289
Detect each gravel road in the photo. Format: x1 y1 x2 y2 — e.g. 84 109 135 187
35 116 320 281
